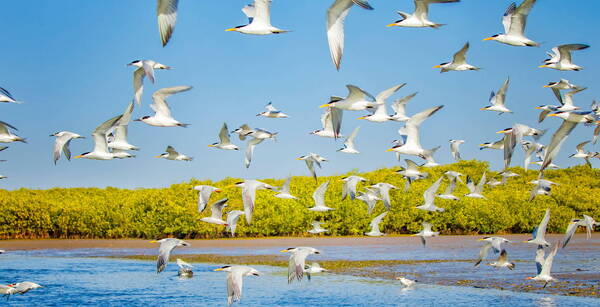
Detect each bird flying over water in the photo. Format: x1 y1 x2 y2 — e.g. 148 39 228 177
365 211 388 236
280 246 321 283
226 210 245 237
475 236 510 267
527 244 559 288
524 208 550 246
150 238 190 273
415 222 439 246
213 265 260 306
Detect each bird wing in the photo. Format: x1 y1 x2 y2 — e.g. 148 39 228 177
493 77 510 107
414 0 430 20
537 209 551 240
210 198 228 219
265 102 277 112
157 0 179 46
465 175 475 193
541 244 559 276
151 86 193 117
166 145 178 156
142 61 156 84
0 121 18 133
119 101 135 126
157 239 177 273
331 107 343 138
219 123 232 144
252 0 272 26
198 186 214 212
133 68 145 105
452 42 469 65
313 181 329 207
0 87 15 101
558 44 589 65
92 115 122 154
562 220 579 248
369 211 387 233
498 249 509 263
535 245 545 275
346 85 375 102
443 177 457 195
501 2 516 34
508 0 536 36
54 134 73 164
475 242 492 266
176 258 192 269
476 172 487 193
424 176 443 204
376 83 405 103
344 126 360 149
575 140 590 152
280 177 292 193
391 92 417 116
226 210 244 237
288 250 307 283
403 105 443 149
245 137 264 168
541 121 577 172
242 181 259 224
227 271 244 305
327 0 353 70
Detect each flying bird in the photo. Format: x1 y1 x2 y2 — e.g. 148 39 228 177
529 179 556 200
481 77 512 114
0 121 25 144
225 0 288 35
297 153 328 181
245 137 264 169
0 87 19 104
275 177 297 199
280 247 321 283
562 215 598 248
387 105 444 158
150 238 190 273
365 211 388 236
569 140 594 167
304 263 328 281
488 250 515 270
356 188 381 214
320 85 375 111
483 0 538 47
234 179 276 224
474 236 510 267
157 0 179 46
51 131 84 164
390 92 418 122
357 83 405 122
135 86 192 127
308 221 328 234
155 145 192 161
108 101 139 154
526 244 559 288
369 182 397 210
199 198 229 226
449 139 464 161
524 208 551 246
416 177 445 212
256 102 289 118
386 0 460 29
310 106 344 139
437 175 460 200
74 115 122 160
213 265 260 306
226 210 245 237
433 42 479 72
415 222 439 246
539 44 590 71
464 172 486 199
209 123 239 150
341 175 366 200
193 185 221 213
540 111 594 172
337 126 361 153
310 181 335 212
128 59 171 105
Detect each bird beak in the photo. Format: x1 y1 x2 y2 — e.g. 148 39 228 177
496 130 508 134
535 107 543 109
386 23 397 27
149 240 158 243
357 116 367 120
73 155 84 159
319 103 331 108
432 65 442 68
482 37 494 41
542 85 551 88
213 268 224 271
385 148 395 152
538 65 548 68
207 145 215 147
154 155 162 158
478 144 486 146
547 113 557 117
280 249 290 253
477 239 484 241
295 158 302 160
525 277 533 280
224 28 237 32
214 189 222 193
479 108 487 110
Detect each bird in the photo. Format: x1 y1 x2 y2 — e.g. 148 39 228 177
246 128 278 140
474 236 510 267
337 126 361 153
176 258 193 278
369 182 397 210
396 277 417 288
226 210 245 237
275 177 297 199
326 0 374 70
193 185 221 213
539 44 590 71
396 159 429 189
199 198 229 226
256 102 289 118
225 0 288 35
415 222 439 246
304 263 328 281
135 86 192 127
0 121 25 144
387 105 444 158
150 238 190 273
437 175 459 200
6 282 42 295
232 124 255 141
365 211 388 236
527 244 559 288
244 137 264 169
310 106 344 139
297 153 328 181
155 145 192 161
421 145 441 167
386 0 460 29
522 140 545 170
481 77 512 114
569 140 594 167
208 123 239 150
488 250 515 270
356 188 381 214
280 247 321 283
479 138 504 150
444 171 464 184
483 0 538 47
51 131 84 164
449 139 464 161
0 285 16 298
357 83 405 122
128 59 171 105
157 0 179 46
309 181 335 212
540 111 594 172
562 215 598 248
0 87 19 104
390 92 418 122
524 208 551 246
213 265 260 306
308 221 328 234
341 175 366 200
529 179 556 201
433 42 479 72
543 79 580 104
73 115 122 160
497 124 546 170
320 85 375 111
234 179 276 224
555 87 586 112
417 177 444 212
464 172 486 198
499 171 519 184
107 101 139 153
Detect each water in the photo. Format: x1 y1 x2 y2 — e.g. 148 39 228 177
1 240 599 306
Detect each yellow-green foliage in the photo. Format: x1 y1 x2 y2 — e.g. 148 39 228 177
0 161 598 239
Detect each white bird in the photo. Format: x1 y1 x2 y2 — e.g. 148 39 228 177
341 175 366 200
544 79 580 103
437 176 459 200
0 121 26 144
51 131 84 164
524 208 551 246
540 111 594 172
449 139 464 161
387 105 444 158
474 236 511 267
562 215 598 248
390 92 418 122
225 0 288 35
522 140 545 170
421 145 441 167
0 87 19 104
297 153 328 181
280 247 321 283
481 77 512 114
356 188 381 214
304 262 329 281
337 126 361 153
74 115 122 160
310 106 344 139
226 210 245 237
209 123 239 150
308 221 328 234
256 102 289 118
326 0 373 70
386 0 460 28
396 159 429 184
107 102 139 155
150 238 190 273
555 87 586 112
128 59 171 105
395 276 417 288
569 140 593 167
213 265 260 306
234 179 276 224
232 124 255 141
357 84 405 122
365 211 388 236
320 85 375 111
465 172 486 199
415 222 439 246
245 137 264 169
497 124 546 170
155 145 192 161
529 179 556 201
417 177 444 212
479 138 504 150
176 258 193 278
369 182 397 210
310 181 335 212
199 198 229 226
246 128 278 140
483 0 538 47
527 244 559 288
6 282 42 295
539 44 590 71
135 86 192 127
433 42 479 72
275 177 297 199
157 0 179 46
488 250 515 270
193 185 221 213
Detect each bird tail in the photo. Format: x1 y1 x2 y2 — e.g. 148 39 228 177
430 23 445 29
178 123 190 128
508 262 515 270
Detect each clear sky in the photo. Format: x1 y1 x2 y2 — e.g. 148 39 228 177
1 0 598 189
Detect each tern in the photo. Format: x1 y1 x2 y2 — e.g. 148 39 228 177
308 221 328 234
304 263 328 281
157 0 179 46
199 198 229 226
396 277 417 288
0 87 19 104
150 238 190 273
233 179 276 224
128 59 171 105
481 77 512 113
365 211 388 236
497 124 546 170
569 140 593 167
524 208 550 246
390 92 418 122
245 137 264 169
417 177 444 212
555 87 586 112
232 124 255 141
297 153 328 181
433 42 479 72
5 282 42 296
387 105 444 158
449 139 464 161
337 126 360 153
356 188 381 214
310 181 335 212
421 145 441 167
529 179 556 201
437 175 459 200
483 0 538 47
275 177 297 199
369 182 397 210
51 131 84 164
226 210 245 237
475 236 510 267
280 247 321 283
341 175 366 200
415 222 439 246
108 101 139 153
213 265 260 306
357 84 405 122
465 172 486 198
135 86 192 127
74 115 122 160
527 244 559 288
396 159 429 189
0 121 25 143
326 0 373 70
209 123 239 150
479 138 504 150
320 85 375 111
540 111 594 172
155 145 192 161
193 185 221 213
543 78 579 103
311 106 343 139
539 44 590 71
256 102 289 118
225 0 288 35
176 259 193 278
488 250 515 270
562 215 597 248
386 0 460 29
522 140 544 170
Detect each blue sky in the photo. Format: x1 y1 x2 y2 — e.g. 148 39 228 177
1 0 598 189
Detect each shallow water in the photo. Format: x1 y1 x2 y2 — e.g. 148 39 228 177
1 240 600 306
